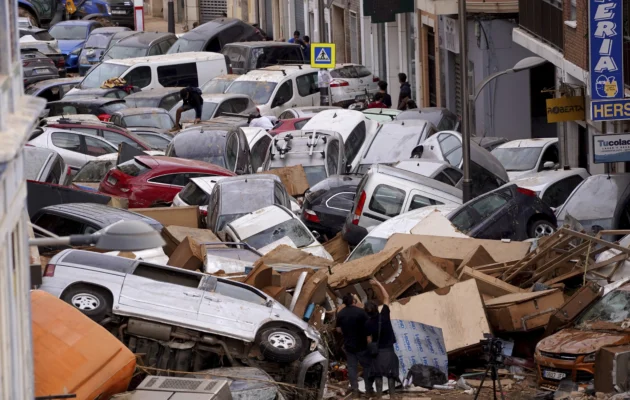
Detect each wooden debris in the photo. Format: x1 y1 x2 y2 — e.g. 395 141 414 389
459 267 522 297
323 233 350 263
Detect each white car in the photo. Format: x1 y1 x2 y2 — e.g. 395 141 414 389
226 65 320 117
223 205 333 260
172 176 227 215
393 159 464 188
28 127 118 172
278 106 341 120
301 109 381 173
510 168 590 210
169 93 257 124
242 127 272 172
491 138 560 180
346 205 460 261
329 64 379 107
19 28 60 52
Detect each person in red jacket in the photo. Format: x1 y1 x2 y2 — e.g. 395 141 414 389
367 92 387 109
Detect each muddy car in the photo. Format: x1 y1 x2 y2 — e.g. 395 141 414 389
535 282 630 390
41 250 327 392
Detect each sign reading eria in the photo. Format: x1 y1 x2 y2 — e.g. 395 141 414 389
589 0 630 121
593 133 630 163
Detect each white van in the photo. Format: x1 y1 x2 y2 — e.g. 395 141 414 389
69 52 229 94
225 65 320 117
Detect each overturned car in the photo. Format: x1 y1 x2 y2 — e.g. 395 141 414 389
41 249 327 396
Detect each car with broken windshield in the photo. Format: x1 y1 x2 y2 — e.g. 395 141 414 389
535 282 630 390
168 93 257 124
223 205 333 259
40 249 326 390
491 138 560 181
206 174 291 234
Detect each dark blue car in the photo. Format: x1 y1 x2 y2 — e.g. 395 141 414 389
48 20 103 70
79 26 131 75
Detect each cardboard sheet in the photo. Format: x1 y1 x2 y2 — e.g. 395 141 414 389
134 206 200 228
328 247 402 288
389 280 490 353
409 210 468 238
392 320 448 383
261 165 309 196
259 245 334 268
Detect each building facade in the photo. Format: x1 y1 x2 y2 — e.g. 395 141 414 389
0 0 46 398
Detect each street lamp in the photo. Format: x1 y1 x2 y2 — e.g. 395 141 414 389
473 56 547 102
29 220 165 251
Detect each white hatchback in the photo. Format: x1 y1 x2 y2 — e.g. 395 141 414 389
491 138 560 181
329 64 379 107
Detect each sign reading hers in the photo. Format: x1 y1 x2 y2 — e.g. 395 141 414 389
310 43 335 69
546 96 585 123
593 133 630 163
589 0 630 121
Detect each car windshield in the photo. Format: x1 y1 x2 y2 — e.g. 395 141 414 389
202 78 234 94
243 218 314 249
166 132 228 168
49 25 87 40
84 33 112 49
167 37 206 53
179 182 209 205
123 113 174 129
575 287 630 331
226 81 277 105
303 165 328 187
362 131 422 168
138 133 171 149
491 147 543 172
103 45 148 60
80 63 129 89
347 237 387 261
24 150 51 180
73 160 115 182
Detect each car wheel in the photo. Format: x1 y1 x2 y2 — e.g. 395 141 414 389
528 219 555 239
258 327 304 363
19 7 38 27
61 284 112 321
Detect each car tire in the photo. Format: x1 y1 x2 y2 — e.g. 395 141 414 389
258 327 304 363
528 219 555 239
61 284 112 321
19 7 38 27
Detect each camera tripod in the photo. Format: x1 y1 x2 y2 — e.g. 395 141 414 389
473 357 506 400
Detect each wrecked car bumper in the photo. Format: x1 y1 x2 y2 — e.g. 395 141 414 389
535 353 594 390
298 349 328 400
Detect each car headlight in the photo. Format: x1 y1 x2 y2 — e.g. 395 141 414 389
583 352 596 363
79 54 88 64
70 47 82 55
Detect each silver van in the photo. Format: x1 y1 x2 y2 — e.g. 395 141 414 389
342 164 463 245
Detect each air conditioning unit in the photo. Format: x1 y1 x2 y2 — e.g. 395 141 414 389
110 376 233 400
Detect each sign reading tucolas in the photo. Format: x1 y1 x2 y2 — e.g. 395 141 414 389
593 134 630 163
589 0 630 121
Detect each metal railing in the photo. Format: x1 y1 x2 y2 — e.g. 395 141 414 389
518 0 564 51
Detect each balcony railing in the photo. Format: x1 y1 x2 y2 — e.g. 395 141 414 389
518 0 564 51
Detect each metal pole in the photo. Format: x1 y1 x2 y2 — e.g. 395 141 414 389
318 0 325 42
459 0 472 202
167 0 175 33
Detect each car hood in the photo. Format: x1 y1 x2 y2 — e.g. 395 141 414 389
82 47 106 59
507 170 536 181
537 328 630 355
58 40 85 54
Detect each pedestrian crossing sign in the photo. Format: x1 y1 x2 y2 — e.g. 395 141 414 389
311 43 335 69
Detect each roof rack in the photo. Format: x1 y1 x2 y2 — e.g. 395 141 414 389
270 131 327 160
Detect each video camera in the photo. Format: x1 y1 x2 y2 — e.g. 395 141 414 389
479 333 505 365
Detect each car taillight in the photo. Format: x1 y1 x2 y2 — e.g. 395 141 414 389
373 76 379 82
98 113 111 121
303 209 320 223
352 191 366 225
330 80 349 88
22 61 31 67
66 166 72 176
43 264 55 277
57 58 65 68
200 209 208 217
517 187 537 197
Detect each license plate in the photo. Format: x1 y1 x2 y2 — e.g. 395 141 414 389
32 68 50 75
543 370 566 380
112 10 126 14
107 176 118 185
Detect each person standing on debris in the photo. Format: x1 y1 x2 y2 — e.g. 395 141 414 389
336 293 373 398
397 73 412 110
365 279 399 398
172 86 203 131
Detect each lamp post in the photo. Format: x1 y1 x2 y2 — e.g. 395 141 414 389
473 56 547 102
29 220 165 251
459 0 472 202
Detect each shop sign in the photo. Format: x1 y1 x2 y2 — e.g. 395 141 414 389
546 96 585 123
593 133 630 163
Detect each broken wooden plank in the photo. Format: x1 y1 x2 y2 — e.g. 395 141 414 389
459 267 522 297
323 233 350 263
457 245 496 275
408 245 459 289
502 234 576 282
523 241 592 285
328 247 402 288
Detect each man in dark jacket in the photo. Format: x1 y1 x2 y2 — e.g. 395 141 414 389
174 86 203 130
336 293 373 398
398 72 412 110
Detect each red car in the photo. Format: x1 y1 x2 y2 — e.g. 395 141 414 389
46 119 154 151
269 117 311 136
99 155 235 208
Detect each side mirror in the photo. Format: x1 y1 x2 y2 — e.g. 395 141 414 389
543 161 555 169
345 163 352 173
312 230 322 242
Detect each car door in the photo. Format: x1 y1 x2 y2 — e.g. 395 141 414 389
461 188 515 240
404 190 444 212
81 135 117 157
295 72 319 107
541 175 585 209
198 276 272 341
362 183 407 228
326 138 341 176
49 131 88 171
118 263 204 322
270 80 294 116
538 142 560 171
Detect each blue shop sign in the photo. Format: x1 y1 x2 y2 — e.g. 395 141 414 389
589 0 624 102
